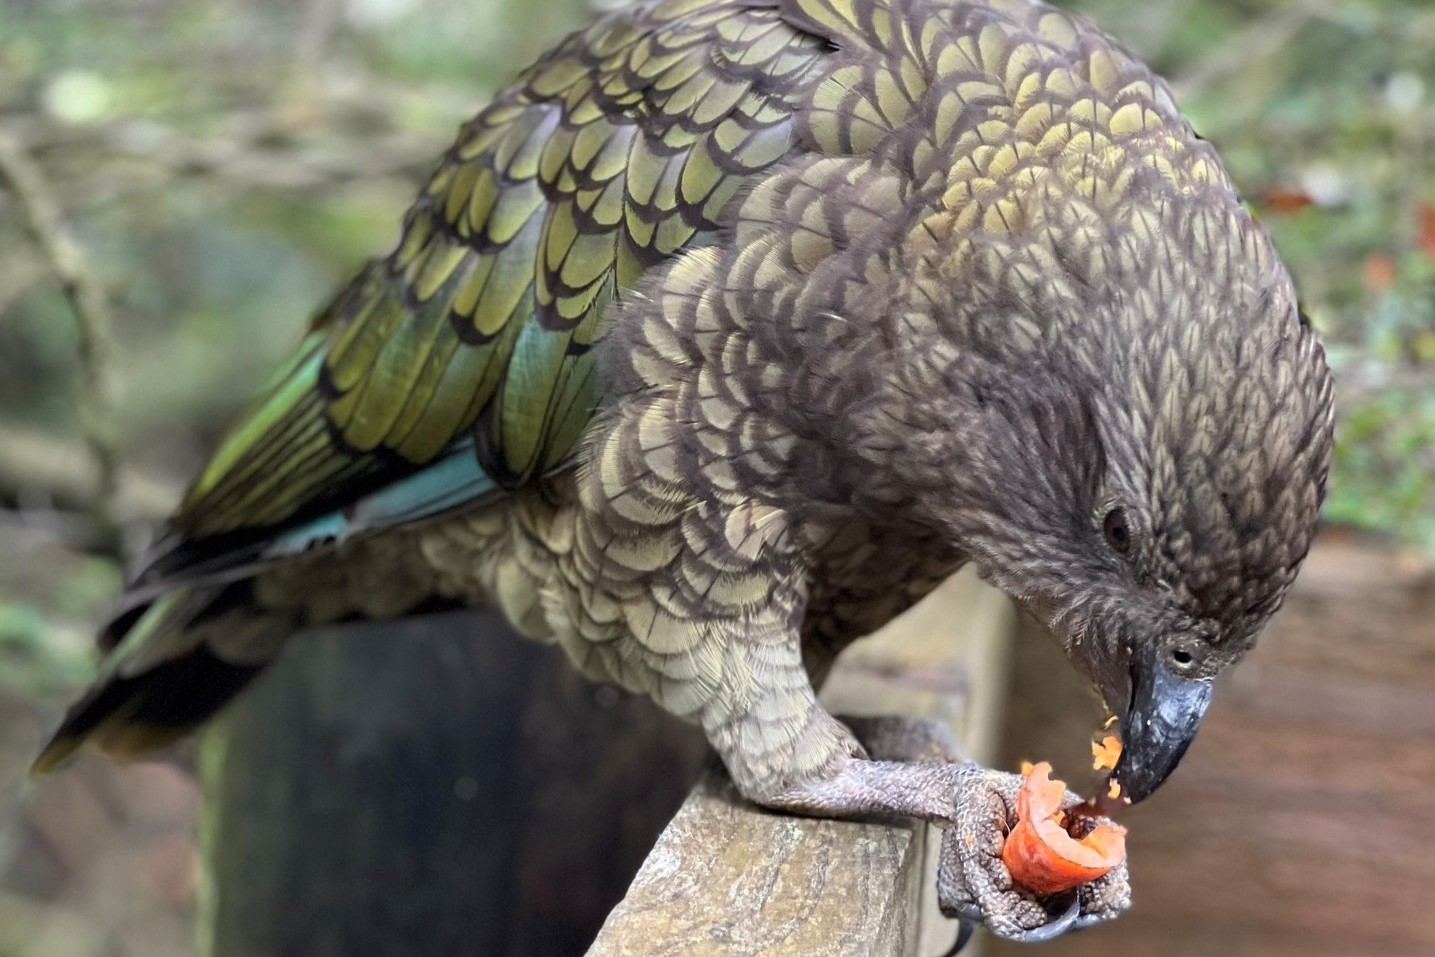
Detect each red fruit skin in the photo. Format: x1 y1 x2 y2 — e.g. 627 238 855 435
999 762 1127 896
1001 817 1116 895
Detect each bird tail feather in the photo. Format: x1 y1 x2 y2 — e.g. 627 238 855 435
30 582 293 775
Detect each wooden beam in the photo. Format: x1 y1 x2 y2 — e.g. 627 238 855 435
586 769 924 957
587 570 1016 957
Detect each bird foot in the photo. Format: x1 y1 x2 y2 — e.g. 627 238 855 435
756 716 1129 948
840 716 1130 943
936 765 1131 943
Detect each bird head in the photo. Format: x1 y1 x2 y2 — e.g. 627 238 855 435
855 144 1336 804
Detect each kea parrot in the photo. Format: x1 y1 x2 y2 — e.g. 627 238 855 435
34 0 1335 940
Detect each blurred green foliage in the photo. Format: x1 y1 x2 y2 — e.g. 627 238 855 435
0 0 1432 674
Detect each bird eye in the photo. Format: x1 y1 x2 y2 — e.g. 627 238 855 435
1103 508 1132 555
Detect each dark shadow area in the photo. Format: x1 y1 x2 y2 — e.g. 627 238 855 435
180 610 704 957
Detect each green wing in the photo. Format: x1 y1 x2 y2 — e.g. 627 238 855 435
138 0 826 588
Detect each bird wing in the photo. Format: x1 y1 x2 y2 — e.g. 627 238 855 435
133 0 828 592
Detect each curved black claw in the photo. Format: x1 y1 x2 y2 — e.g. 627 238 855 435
1070 908 1115 933
934 918 978 957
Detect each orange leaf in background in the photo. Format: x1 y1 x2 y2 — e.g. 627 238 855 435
1001 762 1127 897
1257 185 1314 214
1363 252 1398 292
1419 202 1435 260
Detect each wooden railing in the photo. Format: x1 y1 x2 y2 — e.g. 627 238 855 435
585 571 1016 957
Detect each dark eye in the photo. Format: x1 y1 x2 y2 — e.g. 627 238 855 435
1103 508 1132 555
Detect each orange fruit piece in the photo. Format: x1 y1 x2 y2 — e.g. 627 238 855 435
1000 762 1127 896
1091 735 1123 772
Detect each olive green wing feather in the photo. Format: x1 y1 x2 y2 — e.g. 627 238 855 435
136 0 827 590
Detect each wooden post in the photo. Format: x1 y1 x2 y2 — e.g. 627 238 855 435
197 609 708 957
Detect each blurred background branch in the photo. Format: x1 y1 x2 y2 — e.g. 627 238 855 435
0 422 178 524
0 129 121 549
1169 0 1329 100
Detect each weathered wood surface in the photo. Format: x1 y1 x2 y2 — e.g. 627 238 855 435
585 769 924 957
993 532 1435 957
587 569 1016 957
198 609 708 957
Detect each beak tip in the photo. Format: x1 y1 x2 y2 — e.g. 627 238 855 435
1111 759 1166 805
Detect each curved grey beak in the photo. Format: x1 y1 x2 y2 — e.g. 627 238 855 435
1112 648 1214 804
